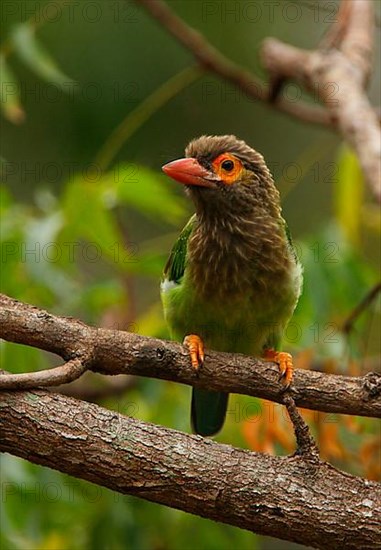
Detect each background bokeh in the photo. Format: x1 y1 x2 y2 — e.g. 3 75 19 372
1 1 380 549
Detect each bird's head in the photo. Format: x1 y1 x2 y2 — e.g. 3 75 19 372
162 135 280 218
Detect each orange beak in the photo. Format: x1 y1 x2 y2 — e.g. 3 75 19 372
162 158 217 188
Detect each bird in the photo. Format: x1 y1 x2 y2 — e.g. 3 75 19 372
160 135 302 437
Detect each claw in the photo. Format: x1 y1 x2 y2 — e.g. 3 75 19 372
263 349 293 388
183 334 204 370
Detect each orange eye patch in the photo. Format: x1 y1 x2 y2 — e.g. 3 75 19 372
212 153 243 185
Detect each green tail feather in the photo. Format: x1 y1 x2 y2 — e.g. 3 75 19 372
191 389 229 436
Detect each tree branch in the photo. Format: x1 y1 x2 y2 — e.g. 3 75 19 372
0 293 380 418
135 0 331 126
1 387 380 550
261 0 381 203
282 394 319 457
136 0 380 203
0 357 88 390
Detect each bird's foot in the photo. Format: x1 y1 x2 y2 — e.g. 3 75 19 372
263 349 293 389
183 334 204 370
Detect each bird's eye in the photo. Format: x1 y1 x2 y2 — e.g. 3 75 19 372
212 153 242 184
221 159 234 172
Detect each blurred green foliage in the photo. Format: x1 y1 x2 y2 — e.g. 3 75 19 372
1 1 380 549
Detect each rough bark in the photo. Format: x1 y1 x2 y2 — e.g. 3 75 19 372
1 388 380 550
0 294 380 418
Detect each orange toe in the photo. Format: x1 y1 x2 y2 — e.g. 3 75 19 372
263 349 294 388
183 334 205 370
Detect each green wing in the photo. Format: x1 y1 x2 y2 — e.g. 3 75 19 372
162 213 228 437
163 214 197 284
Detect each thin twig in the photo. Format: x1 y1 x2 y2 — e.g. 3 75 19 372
0 357 88 390
95 65 203 171
135 0 331 126
343 281 381 334
283 393 319 458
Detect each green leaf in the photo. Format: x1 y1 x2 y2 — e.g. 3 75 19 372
106 164 186 224
0 184 13 213
294 223 376 357
334 146 363 246
22 213 79 301
11 24 74 89
0 54 25 124
60 175 130 269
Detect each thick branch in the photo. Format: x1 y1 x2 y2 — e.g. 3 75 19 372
1 388 380 549
0 294 380 418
